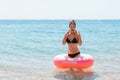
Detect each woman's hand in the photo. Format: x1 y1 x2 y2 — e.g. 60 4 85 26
74 30 77 36
68 30 77 35
77 31 81 36
65 31 69 38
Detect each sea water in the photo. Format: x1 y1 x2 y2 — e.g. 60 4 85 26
0 20 120 80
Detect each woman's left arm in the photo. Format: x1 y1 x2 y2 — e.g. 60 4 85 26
77 31 82 46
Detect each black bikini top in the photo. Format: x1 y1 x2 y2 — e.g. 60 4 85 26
66 37 77 43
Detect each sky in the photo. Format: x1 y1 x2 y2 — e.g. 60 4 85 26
0 0 120 20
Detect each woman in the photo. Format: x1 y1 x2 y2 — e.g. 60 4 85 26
62 20 82 58
56 22 93 73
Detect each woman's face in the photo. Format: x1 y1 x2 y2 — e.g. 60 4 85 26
69 24 76 31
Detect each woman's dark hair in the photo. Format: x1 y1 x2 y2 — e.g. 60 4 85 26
69 20 76 27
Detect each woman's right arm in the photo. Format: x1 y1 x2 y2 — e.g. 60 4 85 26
62 32 68 45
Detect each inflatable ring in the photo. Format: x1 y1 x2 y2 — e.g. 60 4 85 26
53 54 94 69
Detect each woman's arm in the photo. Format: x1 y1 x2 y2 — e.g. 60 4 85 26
77 31 82 46
62 32 68 45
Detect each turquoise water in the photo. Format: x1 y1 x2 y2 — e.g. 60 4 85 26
0 20 120 80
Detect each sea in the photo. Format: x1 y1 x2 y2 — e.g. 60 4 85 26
0 20 120 80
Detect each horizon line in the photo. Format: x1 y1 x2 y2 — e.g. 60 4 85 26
0 19 120 20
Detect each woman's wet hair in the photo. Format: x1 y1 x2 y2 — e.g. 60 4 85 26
69 20 76 27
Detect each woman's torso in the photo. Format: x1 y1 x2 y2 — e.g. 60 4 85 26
66 34 79 54
68 43 79 54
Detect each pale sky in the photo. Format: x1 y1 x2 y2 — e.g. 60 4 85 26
0 0 120 19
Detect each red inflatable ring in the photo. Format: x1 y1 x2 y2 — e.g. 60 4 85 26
53 54 94 69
